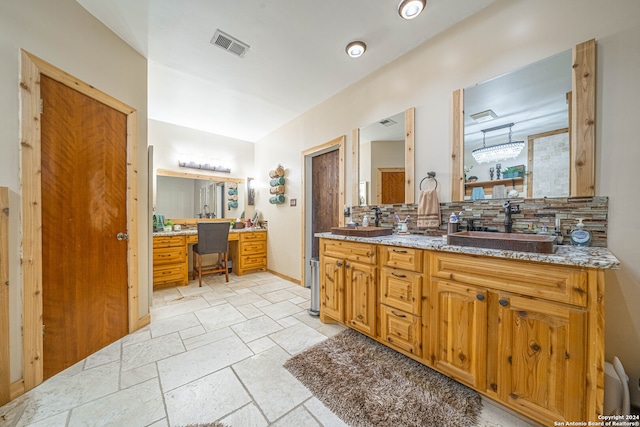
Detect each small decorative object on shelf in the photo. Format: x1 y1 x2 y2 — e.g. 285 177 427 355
495 163 501 180
489 167 494 181
467 176 478 183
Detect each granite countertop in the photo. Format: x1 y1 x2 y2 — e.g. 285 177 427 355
153 227 267 237
316 232 620 270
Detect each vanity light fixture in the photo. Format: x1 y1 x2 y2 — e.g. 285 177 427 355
398 0 426 20
178 160 231 173
472 122 525 164
345 41 366 58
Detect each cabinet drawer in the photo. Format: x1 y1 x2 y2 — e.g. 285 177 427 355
153 235 185 248
320 239 376 264
186 234 198 244
240 231 267 242
241 241 266 256
430 252 588 307
153 246 185 265
380 246 423 272
240 254 267 270
380 267 422 315
153 264 186 285
380 305 422 357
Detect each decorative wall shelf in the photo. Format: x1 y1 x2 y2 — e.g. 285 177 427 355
464 177 524 197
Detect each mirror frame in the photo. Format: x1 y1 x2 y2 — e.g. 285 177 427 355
451 39 596 201
352 107 415 206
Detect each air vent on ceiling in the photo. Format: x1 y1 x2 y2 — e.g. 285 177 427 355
211 30 250 58
379 118 398 127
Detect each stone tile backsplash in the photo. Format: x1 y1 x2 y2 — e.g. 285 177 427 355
350 196 608 247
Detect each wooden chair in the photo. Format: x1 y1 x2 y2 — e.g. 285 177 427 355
193 222 230 286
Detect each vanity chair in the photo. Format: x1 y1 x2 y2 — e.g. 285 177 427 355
193 222 230 286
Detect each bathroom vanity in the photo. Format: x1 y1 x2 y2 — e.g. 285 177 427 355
153 228 267 287
317 232 618 426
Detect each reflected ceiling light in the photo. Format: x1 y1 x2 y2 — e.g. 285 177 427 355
398 0 426 20
472 123 525 164
345 41 366 58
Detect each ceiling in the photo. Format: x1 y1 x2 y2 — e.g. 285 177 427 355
76 0 496 142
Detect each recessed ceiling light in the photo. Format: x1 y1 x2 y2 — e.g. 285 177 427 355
398 0 426 20
345 41 367 58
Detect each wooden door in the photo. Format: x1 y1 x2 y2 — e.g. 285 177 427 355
430 279 487 389
377 168 405 204
319 255 344 322
311 150 340 258
40 75 129 379
496 293 586 423
345 261 377 337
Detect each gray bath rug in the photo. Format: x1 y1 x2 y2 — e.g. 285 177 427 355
283 328 482 427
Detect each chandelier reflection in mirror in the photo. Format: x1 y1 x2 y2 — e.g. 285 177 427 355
472 122 525 164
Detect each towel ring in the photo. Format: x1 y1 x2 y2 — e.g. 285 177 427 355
419 171 438 191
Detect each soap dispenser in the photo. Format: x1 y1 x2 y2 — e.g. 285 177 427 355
362 215 369 227
570 218 591 247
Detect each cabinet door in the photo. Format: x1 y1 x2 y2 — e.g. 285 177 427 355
345 261 377 337
320 255 344 322
496 293 586 424
430 279 487 389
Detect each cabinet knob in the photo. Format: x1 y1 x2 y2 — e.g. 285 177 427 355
336 261 343 267
499 299 509 307
345 263 350 269
476 294 485 301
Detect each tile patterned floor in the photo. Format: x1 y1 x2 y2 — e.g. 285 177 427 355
0 272 533 426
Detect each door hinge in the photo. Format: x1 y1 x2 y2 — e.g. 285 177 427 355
40 98 43 114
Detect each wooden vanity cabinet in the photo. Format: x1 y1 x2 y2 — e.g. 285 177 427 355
152 235 188 286
319 239 605 425
379 246 423 356
429 252 594 425
319 239 377 336
236 231 267 275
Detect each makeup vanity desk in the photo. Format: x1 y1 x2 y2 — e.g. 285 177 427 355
152 227 267 288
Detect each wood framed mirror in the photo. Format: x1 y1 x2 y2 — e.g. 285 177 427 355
451 39 595 201
352 107 415 206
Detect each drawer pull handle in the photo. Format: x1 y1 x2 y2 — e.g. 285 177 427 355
391 272 407 278
392 249 408 253
499 299 509 307
476 294 485 301
391 310 407 318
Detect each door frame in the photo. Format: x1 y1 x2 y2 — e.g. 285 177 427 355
301 136 345 288
19 50 141 392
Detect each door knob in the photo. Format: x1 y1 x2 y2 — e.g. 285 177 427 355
116 232 129 241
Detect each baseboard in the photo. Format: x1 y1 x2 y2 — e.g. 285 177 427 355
10 379 24 401
266 269 301 286
135 313 151 330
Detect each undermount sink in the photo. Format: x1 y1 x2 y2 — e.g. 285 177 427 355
447 231 556 254
331 226 394 237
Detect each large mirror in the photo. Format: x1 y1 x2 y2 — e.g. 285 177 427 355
155 169 245 219
352 107 415 206
451 40 596 201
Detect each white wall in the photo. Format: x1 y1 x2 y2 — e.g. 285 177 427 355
255 0 640 406
0 0 148 383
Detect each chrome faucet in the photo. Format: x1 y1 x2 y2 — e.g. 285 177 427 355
372 207 382 227
503 200 520 233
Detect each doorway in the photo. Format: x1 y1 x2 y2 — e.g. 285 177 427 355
377 168 405 204
302 136 345 287
20 51 140 390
